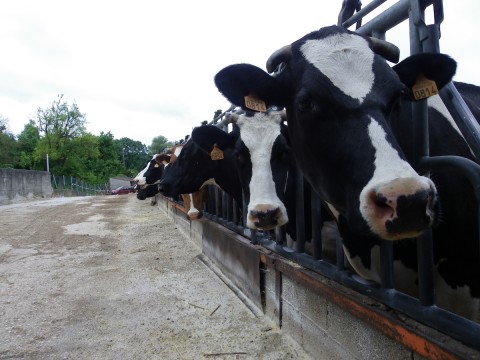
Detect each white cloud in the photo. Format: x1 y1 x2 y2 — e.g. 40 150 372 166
0 0 478 147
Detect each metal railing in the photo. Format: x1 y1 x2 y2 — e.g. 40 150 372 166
51 174 110 196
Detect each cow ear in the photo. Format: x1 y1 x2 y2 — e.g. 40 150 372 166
155 154 170 164
214 63 287 110
191 125 236 153
392 53 457 98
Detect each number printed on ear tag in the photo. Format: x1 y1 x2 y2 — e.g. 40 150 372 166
244 95 267 112
412 73 439 100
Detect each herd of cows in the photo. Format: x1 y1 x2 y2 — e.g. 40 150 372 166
133 25 480 323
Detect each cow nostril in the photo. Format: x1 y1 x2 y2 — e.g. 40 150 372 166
369 191 395 219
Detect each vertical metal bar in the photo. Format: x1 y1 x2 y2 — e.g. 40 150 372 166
275 269 283 327
417 230 435 305
207 185 215 214
310 191 323 260
221 191 228 220
380 241 394 289
232 198 238 225
295 171 306 253
226 195 233 222
242 190 248 229
410 0 435 304
335 233 345 271
275 226 286 246
215 187 221 216
250 229 259 245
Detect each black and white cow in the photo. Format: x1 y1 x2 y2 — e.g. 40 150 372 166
160 128 244 209
134 154 171 204
160 112 303 234
214 25 480 319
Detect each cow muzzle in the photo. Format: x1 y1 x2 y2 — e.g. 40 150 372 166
361 177 437 240
247 204 289 230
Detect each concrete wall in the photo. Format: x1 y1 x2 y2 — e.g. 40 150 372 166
0 169 52 205
156 195 479 360
109 178 133 190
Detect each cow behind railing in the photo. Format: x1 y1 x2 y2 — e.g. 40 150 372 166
195 0 480 352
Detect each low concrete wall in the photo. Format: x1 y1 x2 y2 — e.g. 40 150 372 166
156 195 479 360
0 169 52 205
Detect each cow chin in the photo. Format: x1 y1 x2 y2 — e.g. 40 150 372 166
377 227 425 241
365 214 433 241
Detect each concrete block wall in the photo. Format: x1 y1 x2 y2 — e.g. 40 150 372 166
0 169 52 205
268 272 418 359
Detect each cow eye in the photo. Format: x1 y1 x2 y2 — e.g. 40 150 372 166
298 100 315 113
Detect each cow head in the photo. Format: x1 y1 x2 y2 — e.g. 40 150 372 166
160 135 237 199
134 154 170 200
214 25 457 242
160 111 293 231
194 110 292 230
134 154 170 186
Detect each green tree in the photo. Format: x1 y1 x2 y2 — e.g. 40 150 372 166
16 120 41 169
33 95 87 173
86 132 125 183
115 137 150 176
150 135 173 154
0 115 7 133
59 134 99 181
0 115 18 168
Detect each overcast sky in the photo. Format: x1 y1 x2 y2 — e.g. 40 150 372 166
1 1 479 147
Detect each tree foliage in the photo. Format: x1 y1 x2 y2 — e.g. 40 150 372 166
16 120 41 169
33 95 87 170
0 133 18 168
0 115 8 133
150 135 174 154
1 95 174 184
115 137 150 177
0 115 18 167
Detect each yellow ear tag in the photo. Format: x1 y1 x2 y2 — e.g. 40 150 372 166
412 73 439 100
244 95 267 112
210 144 224 160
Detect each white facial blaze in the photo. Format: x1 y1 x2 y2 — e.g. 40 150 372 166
237 112 288 227
301 33 374 103
359 117 433 221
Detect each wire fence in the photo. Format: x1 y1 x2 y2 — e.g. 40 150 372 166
51 174 110 197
